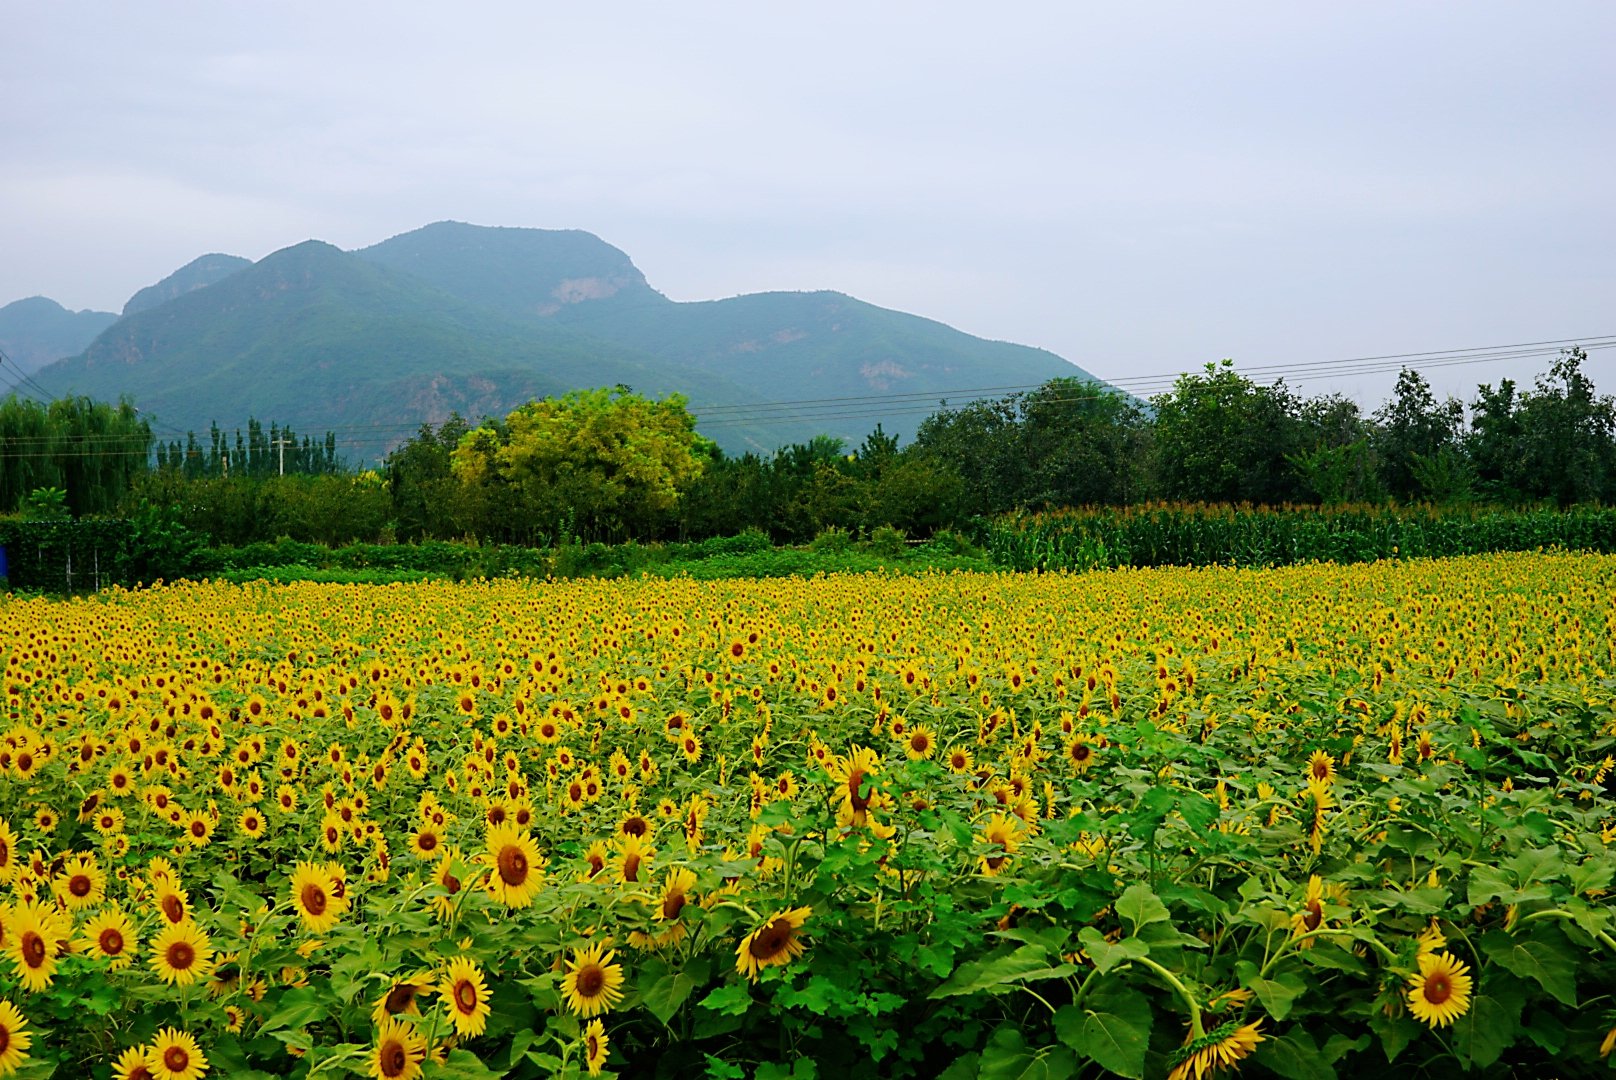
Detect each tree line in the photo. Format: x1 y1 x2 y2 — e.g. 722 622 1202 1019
2 348 1612 547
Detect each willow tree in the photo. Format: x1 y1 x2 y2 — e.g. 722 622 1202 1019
0 395 151 515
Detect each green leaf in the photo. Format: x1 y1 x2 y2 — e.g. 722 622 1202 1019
1478 930 1578 1006
977 1026 1079 1080
1449 995 1518 1068
928 944 1052 998
1368 1013 1421 1064
1054 986 1152 1079
642 958 712 1024
260 986 325 1033
1255 1032 1336 1080
698 980 754 1017
1236 962 1306 1021
417 1049 505 1080
1115 884 1171 933
1077 926 1149 974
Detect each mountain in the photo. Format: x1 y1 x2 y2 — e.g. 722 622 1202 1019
0 297 118 375
36 222 1104 459
44 239 774 461
123 253 252 317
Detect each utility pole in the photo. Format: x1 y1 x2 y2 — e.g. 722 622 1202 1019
273 436 290 476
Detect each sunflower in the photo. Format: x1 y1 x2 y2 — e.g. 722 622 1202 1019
1406 950 1473 1028
1306 750 1336 784
614 833 653 885
978 812 1026 876
368 1017 427 1080
582 1018 609 1077
370 971 434 1027
149 920 213 987
945 745 974 774
7 903 69 992
148 1027 207 1080
1289 875 1326 945
79 906 138 969
903 724 937 761
484 824 544 908
560 941 626 1018
0 999 31 1077
181 811 213 848
0 820 15 884
735 907 812 981
1167 1019 1264 1080
236 809 266 839
153 882 190 926
290 862 345 933
409 825 443 861
1064 735 1098 773
112 1045 152 1080
52 852 107 910
429 848 467 920
439 956 491 1037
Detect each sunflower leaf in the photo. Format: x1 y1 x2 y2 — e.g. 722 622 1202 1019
927 944 1052 998
1449 994 1519 1068
1077 926 1149 975
1115 884 1170 933
1054 985 1152 1078
1478 929 1578 1006
1254 1031 1335 1080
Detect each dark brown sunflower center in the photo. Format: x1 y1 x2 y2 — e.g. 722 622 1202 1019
622 854 641 882
380 1039 408 1077
497 845 528 885
100 928 125 954
575 964 605 997
164 1047 190 1072
21 932 46 967
385 983 418 1015
1424 974 1451 1004
750 921 792 960
301 884 328 916
454 979 478 1013
442 873 461 894
662 892 686 920
418 832 437 851
69 874 92 896
622 817 648 837
168 941 195 970
162 895 184 922
846 769 871 812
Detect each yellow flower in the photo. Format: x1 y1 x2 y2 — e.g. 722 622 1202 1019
0 999 31 1077
561 941 626 1018
1167 1019 1264 1080
148 1026 208 1080
483 823 544 908
79 906 138 969
736 907 812 981
583 1018 609 1076
7 903 70 992
149 920 214 987
1406 950 1472 1028
368 1017 427 1080
290 862 345 933
439 956 491 1038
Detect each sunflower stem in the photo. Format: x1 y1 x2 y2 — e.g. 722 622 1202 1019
1133 954 1204 1039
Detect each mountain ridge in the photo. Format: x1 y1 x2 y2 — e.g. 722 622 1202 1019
33 222 1102 458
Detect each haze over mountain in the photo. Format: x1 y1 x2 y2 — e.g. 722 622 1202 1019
0 297 118 374
32 222 1101 459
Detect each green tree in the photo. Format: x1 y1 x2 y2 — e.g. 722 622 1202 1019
1150 361 1304 504
1512 347 1616 506
1372 368 1465 502
452 388 711 542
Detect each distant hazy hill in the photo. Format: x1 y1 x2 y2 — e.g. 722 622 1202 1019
123 253 252 317
44 239 772 460
0 297 117 375
35 221 1101 459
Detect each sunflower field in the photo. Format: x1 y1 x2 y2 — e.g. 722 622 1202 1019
1 552 1615 1079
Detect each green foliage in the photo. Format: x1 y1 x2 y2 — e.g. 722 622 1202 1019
0 394 151 515
452 387 712 543
980 503 1616 572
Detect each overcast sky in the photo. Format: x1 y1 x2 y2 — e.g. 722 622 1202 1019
4 2 1613 408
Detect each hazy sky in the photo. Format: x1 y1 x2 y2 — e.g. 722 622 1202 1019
4 2 1613 408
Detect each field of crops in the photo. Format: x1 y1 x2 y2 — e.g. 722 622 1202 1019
1 553 1614 1078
